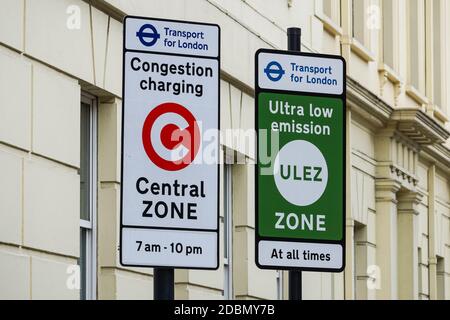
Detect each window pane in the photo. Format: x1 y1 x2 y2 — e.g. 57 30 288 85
79 228 87 300
79 95 97 301
408 0 427 93
223 165 233 299
324 0 341 25
382 0 394 68
324 0 333 18
277 271 283 300
352 0 365 44
224 215 228 260
224 165 231 260
409 0 419 89
433 0 442 107
80 102 90 221
437 257 444 299
418 247 422 298
224 265 230 299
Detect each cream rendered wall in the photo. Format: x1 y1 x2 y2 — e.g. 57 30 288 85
435 171 450 299
350 117 377 300
0 45 80 299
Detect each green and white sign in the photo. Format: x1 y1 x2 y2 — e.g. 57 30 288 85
255 49 346 272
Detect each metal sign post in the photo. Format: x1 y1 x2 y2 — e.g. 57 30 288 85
154 268 174 300
287 28 303 301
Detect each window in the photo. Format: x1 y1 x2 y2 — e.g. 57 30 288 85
382 0 395 69
437 256 445 300
418 247 423 299
432 0 443 108
354 222 368 299
223 164 233 299
408 0 426 94
352 0 366 44
324 0 333 18
323 0 341 26
79 93 97 300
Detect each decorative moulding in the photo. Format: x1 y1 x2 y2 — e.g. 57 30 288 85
390 107 450 145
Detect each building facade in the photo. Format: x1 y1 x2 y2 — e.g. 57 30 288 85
0 0 449 300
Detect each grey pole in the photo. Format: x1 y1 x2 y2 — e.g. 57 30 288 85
287 26 302 301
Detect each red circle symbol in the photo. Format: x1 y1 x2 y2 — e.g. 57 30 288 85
142 102 200 171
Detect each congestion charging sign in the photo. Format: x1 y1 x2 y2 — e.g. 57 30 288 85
255 49 346 272
120 16 220 269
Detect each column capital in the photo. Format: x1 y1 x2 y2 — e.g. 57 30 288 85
346 218 355 227
375 179 401 204
397 191 423 215
375 179 402 192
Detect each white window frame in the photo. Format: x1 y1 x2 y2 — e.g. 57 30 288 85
223 163 233 299
79 93 98 300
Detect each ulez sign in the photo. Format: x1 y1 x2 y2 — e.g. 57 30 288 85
255 49 346 272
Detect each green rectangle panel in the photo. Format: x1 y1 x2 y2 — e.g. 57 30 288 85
257 92 344 241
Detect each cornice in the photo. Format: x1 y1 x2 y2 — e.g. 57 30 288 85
346 76 393 126
421 144 450 173
84 0 125 22
391 108 450 145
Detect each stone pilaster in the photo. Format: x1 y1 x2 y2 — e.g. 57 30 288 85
397 191 423 299
375 179 401 299
427 164 437 300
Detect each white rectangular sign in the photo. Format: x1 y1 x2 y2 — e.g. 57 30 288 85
257 51 344 95
125 18 219 58
122 228 217 268
258 241 343 269
120 16 220 269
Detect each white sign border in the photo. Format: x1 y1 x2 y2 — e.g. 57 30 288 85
255 48 346 273
119 16 221 270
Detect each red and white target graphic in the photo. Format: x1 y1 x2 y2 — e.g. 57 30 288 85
142 102 200 171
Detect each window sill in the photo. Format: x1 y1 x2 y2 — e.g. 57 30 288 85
378 63 402 84
316 12 343 37
432 106 449 124
405 85 429 105
350 39 376 62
